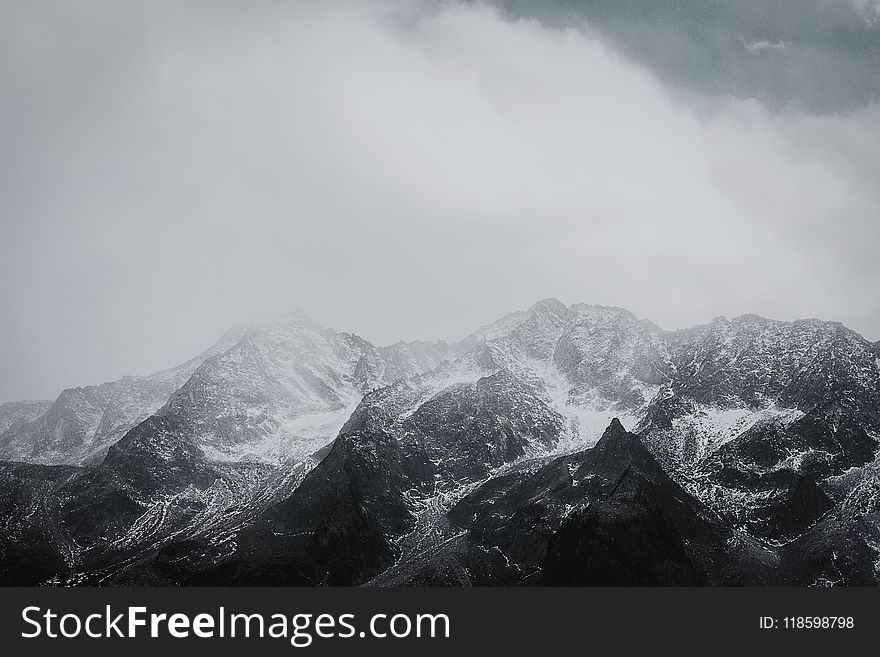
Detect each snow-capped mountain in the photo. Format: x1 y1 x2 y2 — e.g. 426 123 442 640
440 299 672 452
0 299 878 586
158 313 384 463
0 328 244 466
0 314 453 467
143 312 454 464
0 400 52 434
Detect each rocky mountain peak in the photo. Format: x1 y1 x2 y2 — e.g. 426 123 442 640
528 297 568 318
2 299 880 586
601 417 627 440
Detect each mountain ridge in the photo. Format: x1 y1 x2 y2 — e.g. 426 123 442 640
1 298 878 586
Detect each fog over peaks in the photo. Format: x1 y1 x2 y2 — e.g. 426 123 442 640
1 0 879 400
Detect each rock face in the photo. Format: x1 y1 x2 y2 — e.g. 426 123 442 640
0 315 453 468
0 400 52 434
156 316 378 464
0 300 878 586
643 315 880 468
0 328 243 466
111 314 457 477
537 421 741 585
0 461 81 585
209 428 436 586
444 420 753 585
81 369 565 586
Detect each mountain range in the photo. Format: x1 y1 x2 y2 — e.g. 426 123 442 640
1 299 878 586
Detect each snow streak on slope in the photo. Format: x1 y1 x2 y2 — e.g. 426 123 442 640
0 400 52 434
68 460 314 584
3 299 880 586
526 358 651 455
646 401 805 467
155 313 455 464
199 402 362 463
0 328 244 466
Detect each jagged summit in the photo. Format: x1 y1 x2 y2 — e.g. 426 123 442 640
0 326 243 466
529 297 568 315
0 400 52 435
1 298 879 587
703 311 863 341
4 298 878 470
601 417 627 439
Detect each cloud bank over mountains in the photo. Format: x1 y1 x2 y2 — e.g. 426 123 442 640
1 0 879 400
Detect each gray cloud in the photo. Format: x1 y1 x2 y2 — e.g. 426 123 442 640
1 0 880 401
493 0 880 113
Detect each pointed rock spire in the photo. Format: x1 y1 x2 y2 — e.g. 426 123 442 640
601 417 627 441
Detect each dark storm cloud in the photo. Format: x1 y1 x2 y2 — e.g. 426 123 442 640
491 0 880 113
1 0 879 401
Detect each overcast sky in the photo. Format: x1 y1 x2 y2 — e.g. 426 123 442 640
2 0 879 401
